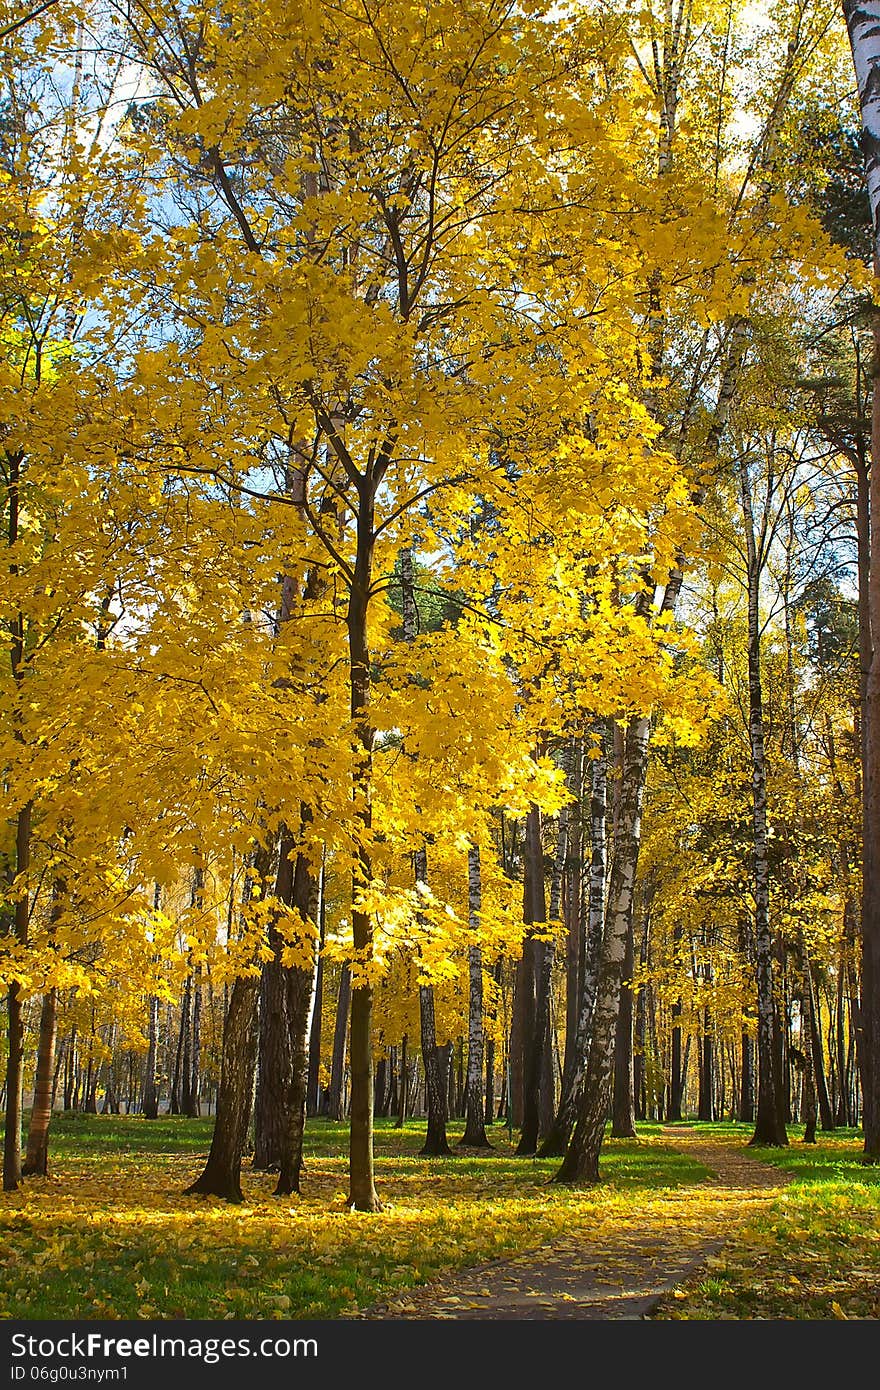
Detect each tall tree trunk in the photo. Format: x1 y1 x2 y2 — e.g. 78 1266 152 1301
395 1034 407 1128
808 966 835 1132
669 1005 683 1122
739 454 787 1147
611 906 637 1138
461 846 491 1148
326 963 350 1120
418 947 452 1158
186 970 202 1118
517 804 550 1155
253 946 289 1169
800 945 817 1145
843 0 880 1161
540 738 605 1157
561 743 583 1094
171 980 189 1117
21 987 57 1177
3 799 31 1192
668 923 684 1122
273 824 321 1198
143 994 160 1120
306 862 326 1117
186 842 273 1199
698 1015 714 1122
185 973 259 1201
555 715 650 1184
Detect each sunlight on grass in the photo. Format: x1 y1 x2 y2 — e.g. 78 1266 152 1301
0 1114 707 1320
654 1124 880 1320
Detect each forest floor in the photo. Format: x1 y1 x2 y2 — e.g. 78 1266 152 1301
0 1115 877 1319
363 1125 793 1318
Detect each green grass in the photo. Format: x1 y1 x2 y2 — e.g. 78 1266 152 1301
654 1122 880 1319
0 1113 707 1320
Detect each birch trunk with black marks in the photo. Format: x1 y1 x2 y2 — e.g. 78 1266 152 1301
843 0 880 1159
540 739 605 1157
555 716 650 1184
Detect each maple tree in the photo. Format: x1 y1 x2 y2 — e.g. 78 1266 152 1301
0 0 876 1246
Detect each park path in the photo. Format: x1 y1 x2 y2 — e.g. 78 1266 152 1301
362 1129 791 1320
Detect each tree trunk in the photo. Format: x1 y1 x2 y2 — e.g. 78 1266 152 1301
253 949 289 1169
540 739 605 1157
669 1007 683 1122
843 0 880 1161
142 991 160 1120
274 825 321 1198
698 1018 714 1122
419 980 452 1156
807 966 834 1132
3 799 32 1191
800 947 817 1145
186 970 202 1118
395 1034 407 1128
517 804 550 1155
611 908 636 1138
555 715 650 1184
461 846 491 1148
738 454 787 1147
306 864 326 1117
184 971 260 1201
22 988 58 1177
326 963 350 1120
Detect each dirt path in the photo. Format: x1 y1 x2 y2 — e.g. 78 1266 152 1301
361 1129 792 1320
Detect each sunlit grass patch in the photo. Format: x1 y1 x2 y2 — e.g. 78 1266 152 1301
655 1126 880 1320
0 1113 706 1320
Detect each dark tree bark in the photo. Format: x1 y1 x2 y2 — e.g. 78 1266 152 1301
698 1019 714 1122
460 846 491 1148
274 827 321 1198
517 804 550 1155
669 1006 683 1122
419 985 452 1156
540 738 605 1157
184 973 260 1201
842 0 880 1160
170 981 189 1117
21 988 58 1177
395 1034 407 1128
611 909 636 1138
3 799 31 1191
253 949 288 1169
806 966 834 1132
738 454 787 1147
186 969 202 1118
142 990 160 1121
799 947 817 1145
